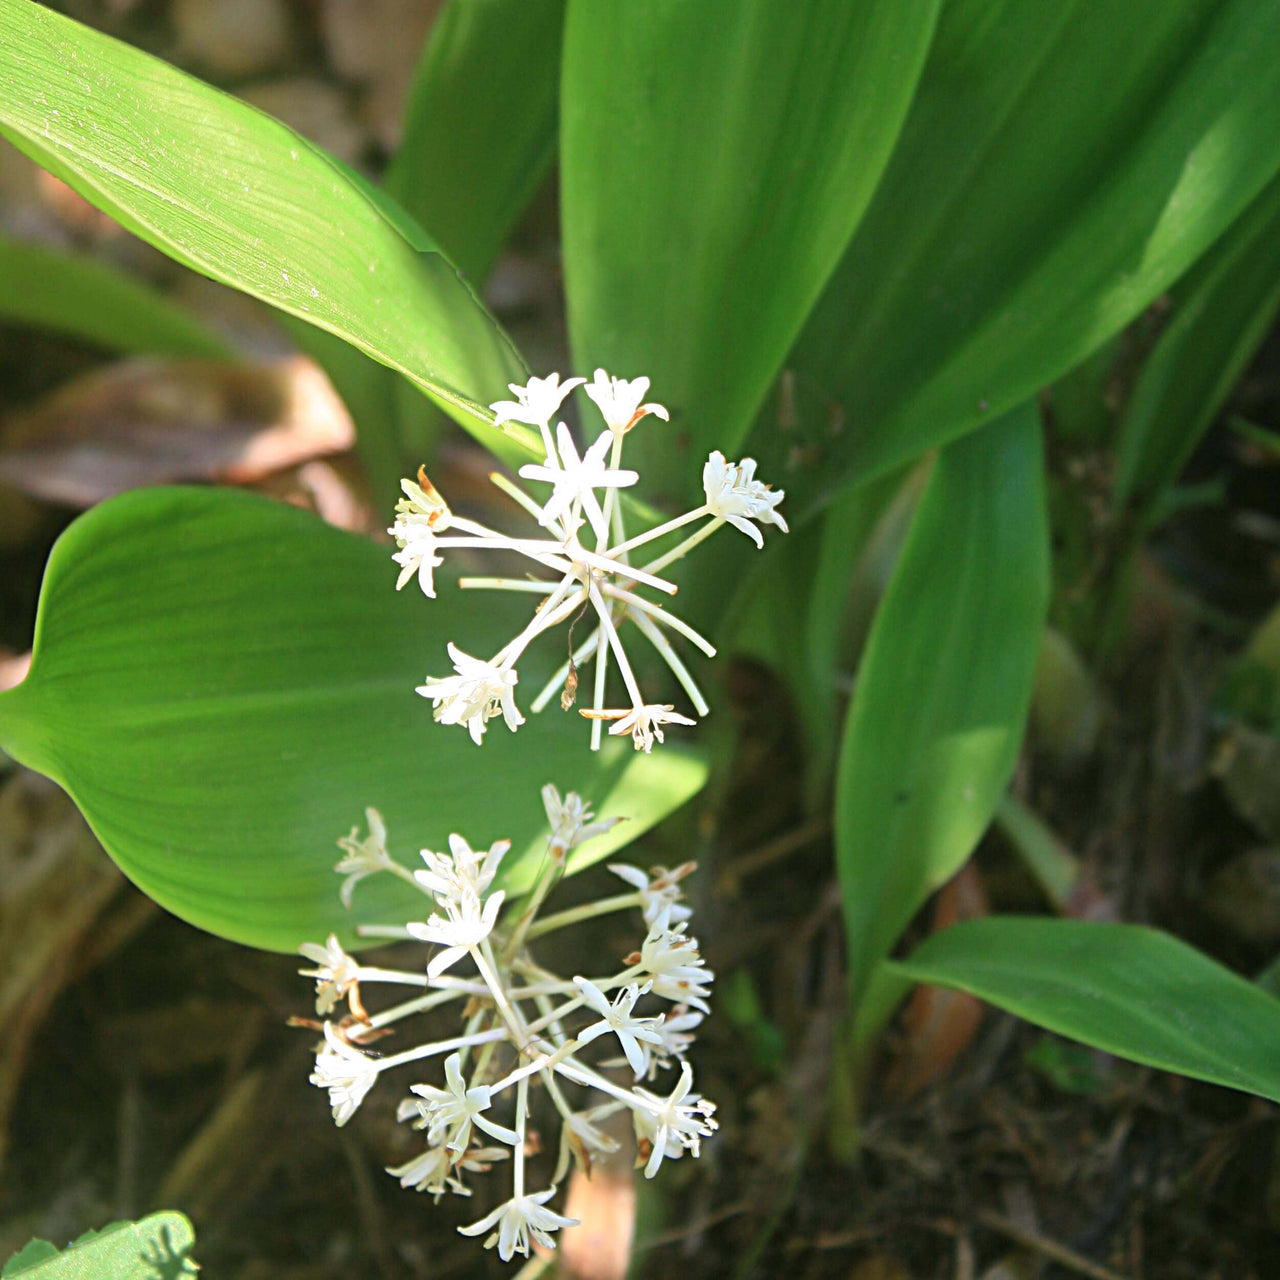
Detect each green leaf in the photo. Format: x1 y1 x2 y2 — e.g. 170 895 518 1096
2 1212 197 1278
1114 168 1280 511
561 0 941 489
768 0 1280 517
0 233 230 358
0 3 536 465
0 488 706 953
835 402 1049 1006
887 917 1280 1103
387 0 565 283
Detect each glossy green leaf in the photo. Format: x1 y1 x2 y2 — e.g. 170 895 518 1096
765 0 1280 518
835 403 1049 1005
0 488 706 953
0 233 229 358
888 917 1280 1103
561 0 941 489
387 0 565 283
2 1212 197 1278
1114 169 1280 510
0 3 537 466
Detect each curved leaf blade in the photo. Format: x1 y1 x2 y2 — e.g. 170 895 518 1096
770 0 1280 517
1114 168 1280 510
0 3 536 463
387 0 565 283
835 403 1050 1005
887 917 1280 1103
0 233 230 358
0 489 705 952
561 0 941 488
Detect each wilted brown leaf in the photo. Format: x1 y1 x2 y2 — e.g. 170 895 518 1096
0 354 355 507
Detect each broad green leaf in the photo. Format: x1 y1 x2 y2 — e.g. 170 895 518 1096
387 0 565 283
0 233 229 359
0 3 537 466
2 1212 197 1278
0 488 706 953
561 0 941 491
1113 168 1280 510
887 917 1280 1104
835 403 1049 1006
765 0 1280 518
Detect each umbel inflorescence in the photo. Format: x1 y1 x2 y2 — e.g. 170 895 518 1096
389 370 788 752
298 786 716 1264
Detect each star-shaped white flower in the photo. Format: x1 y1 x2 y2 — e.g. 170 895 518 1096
406 1052 520 1152
702 451 788 547
634 1007 705 1081
310 1022 379 1127
542 784 622 861
415 832 510 907
298 933 361 1016
573 977 664 1078
640 906 714 1012
334 807 392 909
387 1140 508 1201
519 423 638 541
584 368 670 434
583 703 696 753
633 1062 718 1178
459 1188 578 1261
407 888 506 977
490 373 586 430
607 861 695 925
418 644 524 745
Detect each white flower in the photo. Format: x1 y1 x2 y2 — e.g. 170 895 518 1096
633 1062 718 1178
702 451 788 547
490 373 586 430
298 933 361 1016
640 906 714 1012
389 475 452 598
542 784 621 861
607 861 695 925
583 703 696 753
334 807 392 909
553 1106 622 1183
310 1022 379 1127
584 368 670 434
459 1188 578 1261
415 833 510 906
418 644 524 745
573 977 664 1078
407 888 506 977
406 1052 520 1152
519 423 639 542
388 1138 509 1200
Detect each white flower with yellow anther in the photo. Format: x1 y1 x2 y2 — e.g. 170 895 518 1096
392 370 785 750
640 906 715 1012
415 832 510 906
387 1139 508 1200
543 784 621 861
608 860 695 925
407 1052 520 1151
407 887 506 978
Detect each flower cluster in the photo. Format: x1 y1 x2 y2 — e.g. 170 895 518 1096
389 370 788 751
298 786 717 1264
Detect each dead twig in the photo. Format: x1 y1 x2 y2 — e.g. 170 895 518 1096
976 1208 1131 1280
